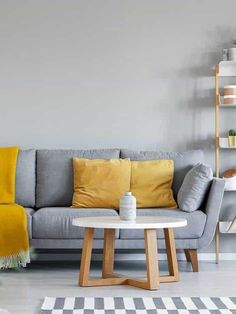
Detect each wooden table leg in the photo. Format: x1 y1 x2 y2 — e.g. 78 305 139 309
79 227 127 287
145 228 159 289
161 228 179 282
102 228 115 277
128 229 159 290
79 227 94 286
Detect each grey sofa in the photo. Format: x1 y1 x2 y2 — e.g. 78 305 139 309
16 148 225 272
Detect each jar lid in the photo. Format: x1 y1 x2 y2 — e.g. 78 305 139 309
224 95 236 98
125 192 132 196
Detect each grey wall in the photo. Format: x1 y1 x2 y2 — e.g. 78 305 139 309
0 0 236 253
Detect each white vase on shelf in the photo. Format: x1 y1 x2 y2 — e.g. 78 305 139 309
119 192 136 221
228 48 236 61
222 48 236 61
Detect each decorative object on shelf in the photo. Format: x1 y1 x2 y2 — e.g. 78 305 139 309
223 49 228 61
119 191 137 221
228 48 236 61
228 129 236 148
223 95 236 105
224 85 236 95
223 169 236 191
223 168 236 177
222 48 236 61
222 30 236 61
223 85 236 105
219 137 235 148
222 29 236 61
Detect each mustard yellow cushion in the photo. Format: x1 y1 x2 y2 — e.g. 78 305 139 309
130 160 177 208
72 158 131 209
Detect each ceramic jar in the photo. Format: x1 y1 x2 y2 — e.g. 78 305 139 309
119 192 136 221
228 48 236 61
222 48 236 61
224 85 236 96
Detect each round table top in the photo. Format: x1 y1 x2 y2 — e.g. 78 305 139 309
72 216 187 229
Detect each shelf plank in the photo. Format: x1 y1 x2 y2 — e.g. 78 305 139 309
219 104 236 108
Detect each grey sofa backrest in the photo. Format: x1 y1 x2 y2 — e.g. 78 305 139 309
16 149 36 208
36 149 120 208
120 149 204 197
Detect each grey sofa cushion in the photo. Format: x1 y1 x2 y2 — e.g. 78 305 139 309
25 208 35 239
32 207 119 239
120 149 204 196
178 163 213 212
119 208 206 239
16 149 36 207
36 149 120 208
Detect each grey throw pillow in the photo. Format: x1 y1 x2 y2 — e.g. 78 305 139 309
177 163 213 212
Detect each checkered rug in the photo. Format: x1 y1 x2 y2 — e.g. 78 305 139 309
40 297 236 313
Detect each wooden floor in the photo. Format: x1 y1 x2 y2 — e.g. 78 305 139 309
0 261 236 314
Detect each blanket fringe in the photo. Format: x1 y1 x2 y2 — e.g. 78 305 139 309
0 250 30 269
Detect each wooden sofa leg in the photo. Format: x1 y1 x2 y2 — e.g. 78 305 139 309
184 249 199 272
184 249 191 262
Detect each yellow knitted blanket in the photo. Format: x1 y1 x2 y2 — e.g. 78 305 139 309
0 147 30 268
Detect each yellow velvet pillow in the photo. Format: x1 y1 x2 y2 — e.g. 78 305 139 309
72 158 131 209
130 160 177 208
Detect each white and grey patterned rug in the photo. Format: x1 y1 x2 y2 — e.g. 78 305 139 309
40 297 236 313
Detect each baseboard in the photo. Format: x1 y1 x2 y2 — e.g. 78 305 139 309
34 252 236 262
196 253 236 261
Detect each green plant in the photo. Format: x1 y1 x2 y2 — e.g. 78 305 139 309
229 129 236 136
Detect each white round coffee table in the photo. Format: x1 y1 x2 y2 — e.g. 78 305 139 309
72 216 187 290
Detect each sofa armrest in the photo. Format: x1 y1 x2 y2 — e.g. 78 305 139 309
198 178 225 249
